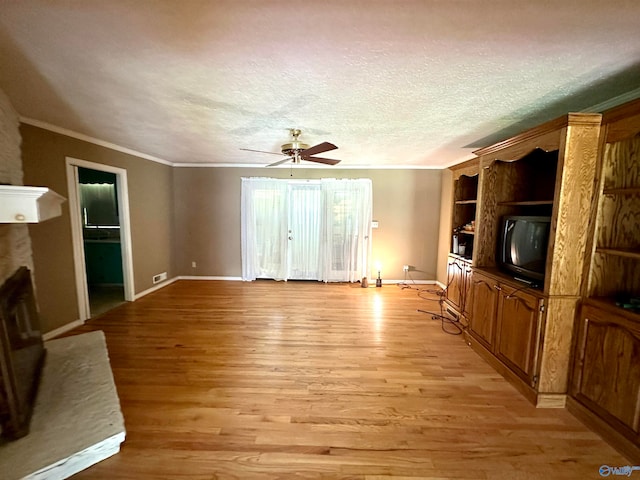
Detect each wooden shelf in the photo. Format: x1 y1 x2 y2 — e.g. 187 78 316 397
497 200 554 206
603 187 640 196
455 200 477 205
584 297 640 322
457 230 475 235
595 247 640 260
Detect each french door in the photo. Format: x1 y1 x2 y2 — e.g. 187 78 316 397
241 178 372 283
287 182 322 280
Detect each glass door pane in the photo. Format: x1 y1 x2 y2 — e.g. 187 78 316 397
287 183 322 280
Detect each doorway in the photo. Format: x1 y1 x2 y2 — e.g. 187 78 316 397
66 158 135 320
287 182 322 280
241 178 372 283
78 167 124 315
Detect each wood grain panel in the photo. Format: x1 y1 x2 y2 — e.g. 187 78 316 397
587 252 640 298
602 98 640 144
55 280 626 478
597 194 640 249
575 305 640 432
475 161 497 267
537 297 579 394
450 157 480 180
603 136 640 190
469 271 498 350
494 287 540 383
546 123 601 297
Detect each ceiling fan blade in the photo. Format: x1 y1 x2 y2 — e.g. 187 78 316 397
301 142 337 157
302 156 341 166
267 157 294 167
240 148 283 157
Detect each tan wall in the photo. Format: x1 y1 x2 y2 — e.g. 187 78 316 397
20 124 174 333
0 89 34 286
173 167 442 282
436 168 453 285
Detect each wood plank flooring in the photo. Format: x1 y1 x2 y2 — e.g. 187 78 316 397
67 280 626 479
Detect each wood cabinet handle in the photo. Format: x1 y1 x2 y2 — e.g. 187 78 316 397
493 284 502 291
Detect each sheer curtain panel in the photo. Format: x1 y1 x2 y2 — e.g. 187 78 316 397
320 178 372 282
241 177 372 283
241 178 289 281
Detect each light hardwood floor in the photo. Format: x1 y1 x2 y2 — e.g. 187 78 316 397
68 280 626 479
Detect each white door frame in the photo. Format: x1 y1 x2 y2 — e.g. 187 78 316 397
65 157 135 321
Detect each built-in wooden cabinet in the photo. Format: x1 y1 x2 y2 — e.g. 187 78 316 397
452 172 478 258
569 302 640 461
445 255 464 311
444 159 479 323
494 283 544 387
443 99 640 460
468 270 497 350
465 113 602 408
468 268 545 400
567 99 640 462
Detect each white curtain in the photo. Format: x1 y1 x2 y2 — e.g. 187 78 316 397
241 177 372 283
241 178 289 280
321 178 373 283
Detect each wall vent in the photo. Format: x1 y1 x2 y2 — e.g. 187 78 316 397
152 272 167 284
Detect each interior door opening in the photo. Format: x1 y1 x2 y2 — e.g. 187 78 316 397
78 167 125 316
66 158 135 321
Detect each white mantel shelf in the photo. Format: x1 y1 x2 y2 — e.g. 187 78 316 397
0 185 66 223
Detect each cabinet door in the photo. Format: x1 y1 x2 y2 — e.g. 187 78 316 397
445 257 463 310
571 304 640 438
494 286 541 386
469 271 498 350
462 262 473 317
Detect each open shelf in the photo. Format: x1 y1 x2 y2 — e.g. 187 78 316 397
596 247 640 260
498 200 554 206
603 188 640 196
455 200 477 205
584 297 640 322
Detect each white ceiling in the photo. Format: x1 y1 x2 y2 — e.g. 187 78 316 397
1 1 639 168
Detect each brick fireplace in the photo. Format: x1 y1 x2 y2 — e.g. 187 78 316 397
0 266 45 440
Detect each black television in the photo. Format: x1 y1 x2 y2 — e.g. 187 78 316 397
498 215 551 285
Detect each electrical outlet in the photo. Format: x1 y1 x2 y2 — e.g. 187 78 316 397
403 265 410 272
191 261 197 268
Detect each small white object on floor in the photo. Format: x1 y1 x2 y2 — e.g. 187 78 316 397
0 330 126 480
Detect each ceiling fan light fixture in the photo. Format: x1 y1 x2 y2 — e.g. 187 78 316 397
241 128 341 167
281 128 309 156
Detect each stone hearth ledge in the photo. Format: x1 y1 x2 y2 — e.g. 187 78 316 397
0 330 125 479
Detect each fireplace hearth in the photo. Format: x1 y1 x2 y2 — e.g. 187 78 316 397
0 267 45 441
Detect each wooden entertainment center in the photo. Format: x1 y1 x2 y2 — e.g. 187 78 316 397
443 98 640 460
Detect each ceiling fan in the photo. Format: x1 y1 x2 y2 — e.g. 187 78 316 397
240 129 341 167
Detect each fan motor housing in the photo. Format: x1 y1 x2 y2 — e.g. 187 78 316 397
281 141 309 156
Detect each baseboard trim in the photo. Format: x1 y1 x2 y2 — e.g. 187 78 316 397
177 275 243 281
567 396 640 463
43 319 85 341
536 393 567 409
387 279 437 285
174 277 435 284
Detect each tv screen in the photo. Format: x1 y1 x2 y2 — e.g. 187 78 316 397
499 216 551 284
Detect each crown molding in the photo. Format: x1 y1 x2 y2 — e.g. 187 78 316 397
19 117 445 170
19 117 174 166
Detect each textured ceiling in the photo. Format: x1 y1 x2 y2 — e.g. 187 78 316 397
1 1 639 168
